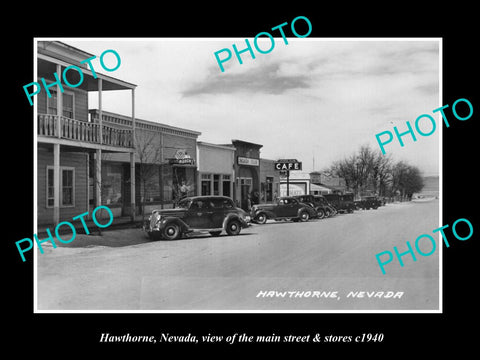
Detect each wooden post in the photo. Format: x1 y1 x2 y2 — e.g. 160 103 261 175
95 149 102 209
130 152 136 221
98 78 103 144
130 88 136 221
53 143 60 225
56 64 62 138
53 64 62 225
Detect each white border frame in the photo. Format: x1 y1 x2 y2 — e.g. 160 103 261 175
33 37 443 314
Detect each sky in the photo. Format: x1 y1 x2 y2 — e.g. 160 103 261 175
64 38 441 176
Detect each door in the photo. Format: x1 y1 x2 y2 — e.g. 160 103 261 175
276 198 297 217
240 178 252 211
187 198 214 229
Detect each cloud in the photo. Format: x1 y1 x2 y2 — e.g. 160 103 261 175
181 61 311 97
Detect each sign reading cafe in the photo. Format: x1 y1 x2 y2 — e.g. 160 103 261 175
169 149 195 165
274 159 302 171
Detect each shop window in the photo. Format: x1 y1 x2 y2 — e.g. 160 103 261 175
172 166 195 202
222 180 231 197
213 174 220 195
201 180 211 196
102 163 124 205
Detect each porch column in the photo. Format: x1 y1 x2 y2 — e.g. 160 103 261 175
130 88 136 221
53 143 60 225
98 78 103 144
53 63 62 225
56 64 62 138
130 153 135 221
95 149 102 209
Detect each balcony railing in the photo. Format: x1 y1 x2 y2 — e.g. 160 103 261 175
38 114 134 148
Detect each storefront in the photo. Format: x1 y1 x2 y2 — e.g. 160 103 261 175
231 140 262 210
92 110 201 215
197 142 235 198
279 171 311 197
260 159 280 203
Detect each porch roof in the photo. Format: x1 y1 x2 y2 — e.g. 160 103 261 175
37 42 137 92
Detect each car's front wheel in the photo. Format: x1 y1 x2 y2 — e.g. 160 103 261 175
254 213 267 224
162 223 181 240
226 219 242 236
316 208 325 219
299 210 310 222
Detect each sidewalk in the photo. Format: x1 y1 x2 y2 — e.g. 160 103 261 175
36 214 146 238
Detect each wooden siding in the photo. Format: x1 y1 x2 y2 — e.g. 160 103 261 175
37 86 88 122
37 146 88 225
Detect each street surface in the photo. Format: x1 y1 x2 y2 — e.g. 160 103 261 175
37 200 440 311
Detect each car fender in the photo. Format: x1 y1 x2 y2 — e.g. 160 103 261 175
253 208 275 219
160 216 190 233
297 206 315 218
222 213 247 229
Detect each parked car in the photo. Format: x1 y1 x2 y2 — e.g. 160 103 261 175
251 196 317 224
322 194 341 214
355 196 381 210
339 193 356 213
293 194 336 219
143 196 250 240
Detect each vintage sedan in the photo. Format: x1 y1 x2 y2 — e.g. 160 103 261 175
354 196 381 210
143 196 250 240
251 196 317 224
294 194 336 219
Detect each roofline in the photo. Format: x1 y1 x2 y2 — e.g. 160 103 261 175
197 141 236 151
37 53 137 90
231 139 263 148
90 109 201 137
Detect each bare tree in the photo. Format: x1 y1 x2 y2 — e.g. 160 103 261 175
135 130 162 221
326 144 423 201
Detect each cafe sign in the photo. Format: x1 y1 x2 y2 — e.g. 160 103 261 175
274 159 302 171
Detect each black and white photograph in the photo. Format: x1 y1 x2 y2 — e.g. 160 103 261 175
7 7 478 354
33 37 441 312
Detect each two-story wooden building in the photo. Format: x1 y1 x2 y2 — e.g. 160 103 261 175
36 41 137 226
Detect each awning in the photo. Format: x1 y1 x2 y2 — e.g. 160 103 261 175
310 183 332 193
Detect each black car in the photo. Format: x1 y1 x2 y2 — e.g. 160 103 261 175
355 196 381 210
251 196 317 224
339 193 355 213
143 196 250 240
294 194 336 219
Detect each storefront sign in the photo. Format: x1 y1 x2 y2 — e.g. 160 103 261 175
275 159 302 171
238 156 259 166
169 149 195 165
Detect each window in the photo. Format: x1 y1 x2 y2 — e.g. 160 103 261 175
47 168 54 207
222 179 231 197
62 169 74 206
213 174 220 195
201 173 212 196
47 89 74 118
46 166 75 208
